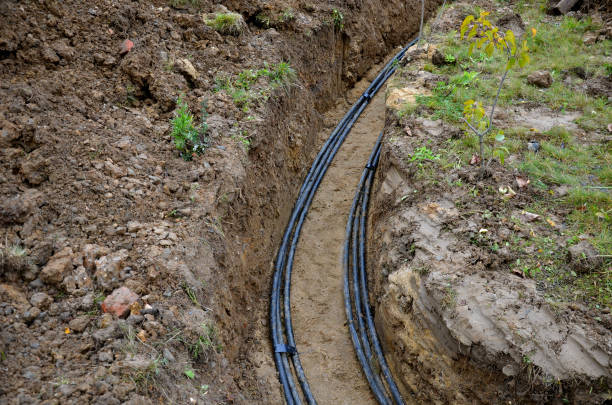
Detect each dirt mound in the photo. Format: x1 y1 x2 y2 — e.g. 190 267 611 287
0 0 431 403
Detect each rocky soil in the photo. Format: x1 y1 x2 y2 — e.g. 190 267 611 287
0 0 435 403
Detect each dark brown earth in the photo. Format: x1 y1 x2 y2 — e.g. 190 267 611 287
0 0 438 403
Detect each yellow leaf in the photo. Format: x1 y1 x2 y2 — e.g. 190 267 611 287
518 52 529 68
546 218 556 227
506 30 516 55
467 25 478 40
468 42 475 56
485 42 494 57
65 328 71 334
461 15 474 38
531 28 537 37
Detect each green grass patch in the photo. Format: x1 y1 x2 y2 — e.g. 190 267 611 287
214 62 296 112
205 12 243 35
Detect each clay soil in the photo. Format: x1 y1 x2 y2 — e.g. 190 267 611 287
0 0 433 403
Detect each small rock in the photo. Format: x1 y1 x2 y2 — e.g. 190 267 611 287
120 39 134 55
104 160 126 179
94 250 128 291
40 247 73 285
82 244 110 271
126 221 144 233
98 351 114 362
175 58 198 82
162 348 175 363
126 314 144 325
527 71 553 88
99 313 114 328
92 323 120 344
101 287 139 318
23 306 41 322
69 315 91 332
567 241 603 273
431 49 452 66
30 292 53 309
74 266 94 290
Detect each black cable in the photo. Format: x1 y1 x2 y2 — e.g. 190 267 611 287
270 37 418 405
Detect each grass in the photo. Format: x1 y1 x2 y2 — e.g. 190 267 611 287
205 12 243 35
214 62 296 112
396 1 611 309
170 96 208 161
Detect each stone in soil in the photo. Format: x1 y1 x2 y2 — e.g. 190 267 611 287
40 247 73 285
527 70 553 88
101 286 139 318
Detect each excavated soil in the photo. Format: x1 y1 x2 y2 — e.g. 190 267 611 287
290 62 389 405
0 0 438 403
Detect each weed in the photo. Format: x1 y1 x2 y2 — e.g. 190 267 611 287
233 130 251 151
214 62 296 112
130 355 163 392
188 322 219 360
184 368 195 379
170 95 208 161
441 285 457 309
181 282 200 307
410 146 440 167
331 9 344 31
205 12 243 35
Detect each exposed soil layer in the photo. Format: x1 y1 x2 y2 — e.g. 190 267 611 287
367 4 611 404
0 0 437 403
290 64 389 405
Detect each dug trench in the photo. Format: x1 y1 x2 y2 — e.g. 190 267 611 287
0 0 441 403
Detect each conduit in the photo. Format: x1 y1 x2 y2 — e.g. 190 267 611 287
270 38 418 405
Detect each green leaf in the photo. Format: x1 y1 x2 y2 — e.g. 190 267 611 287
495 133 505 142
476 37 487 49
467 25 478 40
185 369 195 379
506 57 516 70
468 42 476 56
460 15 474 39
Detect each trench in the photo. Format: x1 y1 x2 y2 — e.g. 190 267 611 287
288 63 389 404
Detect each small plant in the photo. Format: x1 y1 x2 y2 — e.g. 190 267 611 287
205 12 243 35
459 11 536 174
181 282 200 307
184 368 195 379
170 95 208 161
214 62 296 112
331 9 344 31
410 146 441 167
233 130 251 151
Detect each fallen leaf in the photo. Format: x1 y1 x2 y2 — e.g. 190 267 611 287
470 154 481 166
521 211 540 222
512 268 525 278
503 186 517 198
120 39 134 55
515 175 530 188
404 125 412 136
546 218 556 227
65 327 71 334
